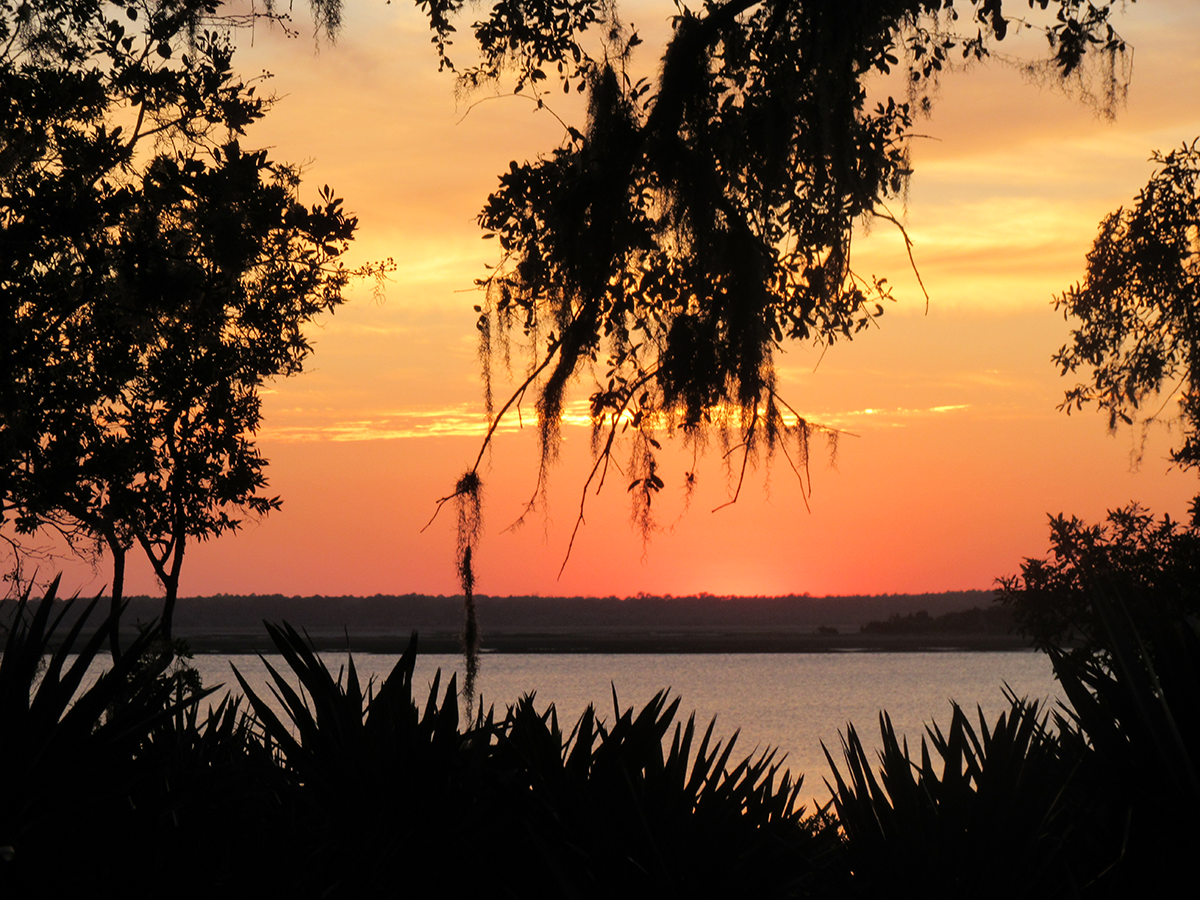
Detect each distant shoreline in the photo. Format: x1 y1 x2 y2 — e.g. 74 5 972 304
173 629 1032 655
5 588 1035 654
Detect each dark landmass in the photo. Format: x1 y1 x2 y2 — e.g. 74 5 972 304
860 604 1015 635
2 588 1033 653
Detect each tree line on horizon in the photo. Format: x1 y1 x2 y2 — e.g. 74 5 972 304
1 588 995 636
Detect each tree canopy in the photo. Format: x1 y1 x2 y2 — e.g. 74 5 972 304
0 0 383 646
405 0 1136 700
1055 141 1200 475
998 504 1200 661
410 1 1131 552
418 0 1132 528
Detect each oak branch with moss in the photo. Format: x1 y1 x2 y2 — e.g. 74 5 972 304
411 0 1135 700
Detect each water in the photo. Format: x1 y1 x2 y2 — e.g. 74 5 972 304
194 649 1063 809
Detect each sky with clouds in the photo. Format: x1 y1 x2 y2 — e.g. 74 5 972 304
40 0 1200 600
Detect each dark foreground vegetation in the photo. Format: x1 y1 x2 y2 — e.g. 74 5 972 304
3 511 1197 898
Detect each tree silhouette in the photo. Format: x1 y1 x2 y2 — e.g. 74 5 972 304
1055 141 1200 480
410 0 1134 700
1 1 382 654
998 504 1200 662
420 0 1132 523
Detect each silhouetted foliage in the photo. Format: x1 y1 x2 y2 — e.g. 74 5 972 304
1056 140 1200 475
493 688 836 897
4 574 1195 895
232 624 834 897
997 504 1200 664
412 0 1135 701
997 122 1200 889
823 696 1083 897
416 0 1132 551
0 578 215 895
997 509 1200 891
0 0 386 653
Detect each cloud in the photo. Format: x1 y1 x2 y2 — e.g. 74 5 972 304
258 397 600 442
812 403 971 429
259 403 505 442
258 398 971 442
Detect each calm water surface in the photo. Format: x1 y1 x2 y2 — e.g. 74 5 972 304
193 650 1062 808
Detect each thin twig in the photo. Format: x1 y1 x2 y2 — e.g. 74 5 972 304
469 341 562 474
558 417 620 579
712 442 752 512
774 432 812 514
713 408 758 512
456 89 576 135
423 340 563 535
769 389 860 440
556 367 659 576
872 204 930 312
420 488 465 533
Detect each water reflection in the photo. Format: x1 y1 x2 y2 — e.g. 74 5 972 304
198 650 1061 809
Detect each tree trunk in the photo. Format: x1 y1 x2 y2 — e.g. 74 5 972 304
107 537 126 664
136 529 185 656
158 535 186 649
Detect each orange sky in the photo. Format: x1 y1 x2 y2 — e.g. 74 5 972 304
37 1 1200 600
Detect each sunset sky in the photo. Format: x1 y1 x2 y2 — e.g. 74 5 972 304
44 1 1200 600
